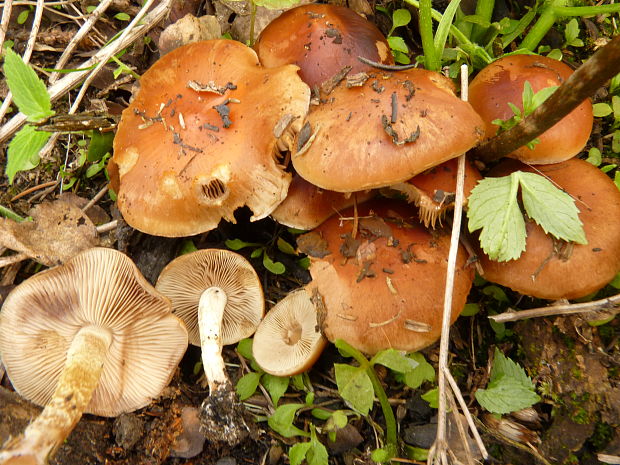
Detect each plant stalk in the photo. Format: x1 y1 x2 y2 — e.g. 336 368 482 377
198 286 229 393
0 326 111 465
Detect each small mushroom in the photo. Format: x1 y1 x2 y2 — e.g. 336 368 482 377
253 288 327 377
155 249 264 445
0 247 188 465
473 158 620 300
298 199 474 355
291 68 484 192
254 3 394 88
468 54 593 164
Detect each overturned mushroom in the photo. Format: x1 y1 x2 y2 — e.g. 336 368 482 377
0 247 188 465
109 39 310 237
253 288 327 377
298 199 474 355
155 249 264 445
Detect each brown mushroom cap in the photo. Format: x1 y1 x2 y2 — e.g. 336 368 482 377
253 288 327 377
155 249 265 346
474 158 620 300
298 199 474 355
0 247 188 417
271 174 376 230
468 54 593 164
386 157 483 228
109 39 310 237
291 68 485 192
254 3 394 88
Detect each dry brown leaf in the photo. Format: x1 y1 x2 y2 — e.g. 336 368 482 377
0 199 98 266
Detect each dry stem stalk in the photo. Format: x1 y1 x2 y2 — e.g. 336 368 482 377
0 326 111 465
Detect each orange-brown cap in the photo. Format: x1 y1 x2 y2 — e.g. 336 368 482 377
468 54 593 164
291 69 485 192
474 158 620 299
298 199 474 355
386 157 483 228
254 3 393 89
271 174 376 230
109 39 310 237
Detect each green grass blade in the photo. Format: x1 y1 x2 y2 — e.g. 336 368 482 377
433 0 462 61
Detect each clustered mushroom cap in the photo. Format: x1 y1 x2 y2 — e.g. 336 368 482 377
386 157 483 228
468 53 593 164
291 68 485 193
474 158 620 300
298 199 474 355
253 288 327 377
109 39 310 237
271 174 376 230
155 248 265 347
0 247 188 417
254 3 394 89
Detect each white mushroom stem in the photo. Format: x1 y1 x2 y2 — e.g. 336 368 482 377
0 326 112 465
198 287 229 393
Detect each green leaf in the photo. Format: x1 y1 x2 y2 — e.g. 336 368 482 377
250 248 263 258
114 12 131 21
467 173 526 262
310 408 332 420
179 239 198 255
475 375 541 414
433 0 461 61
85 153 110 178
564 18 580 45
393 50 411 65
387 36 409 54
529 85 558 111
518 172 587 244
237 338 254 361
490 348 533 387
371 349 418 373
236 371 261 400
253 0 301 9
268 403 309 438
371 448 391 463
330 410 348 429
612 95 620 121
586 147 602 166
3 48 54 122
263 253 286 274
613 130 620 154
17 10 30 25
593 103 613 117
277 237 298 255
6 125 50 183
297 256 310 270
392 8 411 29
404 353 435 389
87 130 114 162
225 238 260 250
289 442 313 465
405 445 430 461
461 303 481 316
262 373 290 406
334 363 374 416
421 388 439 408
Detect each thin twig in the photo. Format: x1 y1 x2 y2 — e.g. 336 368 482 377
81 185 109 213
429 64 469 465
95 220 118 234
0 253 29 268
49 0 114 84
445 389 475 465
0 0 173 144
443 367 489 460
490 293 620 323
0 0 13 48
10 181 59 202
357 56 418 71
471 34 620 162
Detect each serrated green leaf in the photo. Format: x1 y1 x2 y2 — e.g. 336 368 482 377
237 338 254 360
6 125 50 183
518 172 587 244
387 36 409 54
253 0 300 9
404 353 435 389
371 349 418 373
277 237 298 255
262 373 290 406
334 364 374 415
236 371 261 400
225 238 260 250
392 8 411 29
475 375 540 414
263 253 285 274
564 18 580 45
490 348 533 387
289 442 313 465
268 403 309 438
3 48 54 122
467 174 526 262
593 103 613 117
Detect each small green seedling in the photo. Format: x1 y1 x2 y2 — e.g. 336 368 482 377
475 348 540 414
377 8 413 64
225 237 294 275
